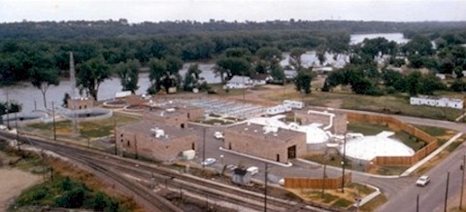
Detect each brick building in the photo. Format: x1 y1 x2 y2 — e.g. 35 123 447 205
294 109 347 134
143 104 204 128
223 123 306 163
115 121 198 162
67 97 95 110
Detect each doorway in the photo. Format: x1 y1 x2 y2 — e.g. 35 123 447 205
287 145 296 159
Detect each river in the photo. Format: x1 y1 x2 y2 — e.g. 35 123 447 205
0 33 408 113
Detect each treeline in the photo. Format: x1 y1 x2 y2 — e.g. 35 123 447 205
2 20 466 40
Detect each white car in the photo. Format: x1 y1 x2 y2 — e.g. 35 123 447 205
201 158 217 166
214 131 224 140
247 166 259 176
416 175 431 187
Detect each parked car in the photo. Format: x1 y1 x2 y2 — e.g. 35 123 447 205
201 158 217 166
214 131 224 140
416 175 431 186
247 166 259 176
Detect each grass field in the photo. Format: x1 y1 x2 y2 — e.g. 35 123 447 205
26 112 141 139
264 90 464 121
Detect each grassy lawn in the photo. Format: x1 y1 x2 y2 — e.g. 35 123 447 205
264 90 463 121
288 183 376 210
26 112 141 139
304 154 353 170
374 165 409 175
414 125 448 137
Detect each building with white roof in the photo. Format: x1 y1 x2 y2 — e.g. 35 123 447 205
410 95 464 109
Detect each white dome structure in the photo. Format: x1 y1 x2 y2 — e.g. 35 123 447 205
341 131 415 161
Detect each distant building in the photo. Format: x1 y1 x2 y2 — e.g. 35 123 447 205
143 104 204 128
224 76 254 89
223 122 306 163
435 73 446 80
294 109 347 135
67 97 94 110
116 121 198 162
410 96 464 109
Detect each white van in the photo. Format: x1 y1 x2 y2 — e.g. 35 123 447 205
247 166 259 176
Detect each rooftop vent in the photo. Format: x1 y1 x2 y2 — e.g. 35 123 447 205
150 127 165 138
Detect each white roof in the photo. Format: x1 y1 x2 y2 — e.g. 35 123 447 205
115 91 132 98
228 76 251 83
247 116 329 144
341 131 415 161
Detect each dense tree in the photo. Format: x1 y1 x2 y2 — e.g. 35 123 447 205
294 71 313 94
115 59 140 94
215 57 251 81
147 56 183 94
28 52 60 109
183 64 202 91
402 35 433 56
76 56 110 101
270 63 285 83
289 48 306 71
147 58 166 94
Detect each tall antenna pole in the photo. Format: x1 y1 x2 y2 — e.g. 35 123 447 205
264 163 268 212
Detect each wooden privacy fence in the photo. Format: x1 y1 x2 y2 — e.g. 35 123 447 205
284 173 352 189
347 112 439 166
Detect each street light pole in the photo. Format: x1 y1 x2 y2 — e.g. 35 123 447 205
444 172 450 212
341 136 347 193
264 162 268 212
202 127 206 169
460 154 465 210
416 193 420 212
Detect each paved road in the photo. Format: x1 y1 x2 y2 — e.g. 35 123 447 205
378 142 466 212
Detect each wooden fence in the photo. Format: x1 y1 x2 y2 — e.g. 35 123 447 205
347 112 438 166
284 173 352 189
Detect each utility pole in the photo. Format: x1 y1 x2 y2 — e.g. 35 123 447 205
460 155 465 210
202 127 206 169
444 172 450 212
52 101 56 141
341 136 347 193
113 116 117 155
264 163 268 212
15 112 20 151
321 162 327 198
416 194 420 212
6 89 10 129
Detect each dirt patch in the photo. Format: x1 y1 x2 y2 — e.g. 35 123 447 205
0 168 42 211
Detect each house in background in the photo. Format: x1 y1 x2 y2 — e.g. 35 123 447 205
410 96 464 109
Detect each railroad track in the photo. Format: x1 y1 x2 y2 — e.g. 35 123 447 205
0 132 334 212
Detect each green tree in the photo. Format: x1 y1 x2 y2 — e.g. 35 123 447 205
183 64 202 91
147 58 166 94
270 63 285 83
76 56 110 101
29 65 60 109
402 35 433 56
115 59 140 94
289 48 305 71
294 71 313 94
215 57 251 81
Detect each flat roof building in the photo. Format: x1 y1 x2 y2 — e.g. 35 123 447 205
116 121 198 162
294 109 347 135
143 104 204 128
224 122 306 163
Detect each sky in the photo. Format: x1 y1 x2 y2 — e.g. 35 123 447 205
1 0 466 23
